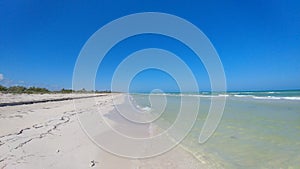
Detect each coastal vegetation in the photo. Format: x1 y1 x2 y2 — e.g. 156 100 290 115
0 85 111 94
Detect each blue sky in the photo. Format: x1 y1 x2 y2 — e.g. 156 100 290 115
0 0 299 91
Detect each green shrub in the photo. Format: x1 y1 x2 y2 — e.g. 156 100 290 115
60 88 73 93
7 86 27 93
0 85 7 92
26 87 50 94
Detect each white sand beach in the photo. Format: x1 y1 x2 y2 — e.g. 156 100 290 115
0 93 209 169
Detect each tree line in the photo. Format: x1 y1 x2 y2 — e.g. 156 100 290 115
0 85 111 94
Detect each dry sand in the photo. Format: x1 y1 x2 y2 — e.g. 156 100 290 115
0 93 211 169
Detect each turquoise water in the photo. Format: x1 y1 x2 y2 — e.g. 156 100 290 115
130 91 300 168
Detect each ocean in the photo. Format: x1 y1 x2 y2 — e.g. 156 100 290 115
129 90 300 168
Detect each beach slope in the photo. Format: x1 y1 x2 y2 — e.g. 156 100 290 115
0 93 208 169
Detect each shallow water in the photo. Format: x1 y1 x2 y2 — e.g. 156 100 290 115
130 91 300 168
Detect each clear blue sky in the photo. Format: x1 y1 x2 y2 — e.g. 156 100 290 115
0 0 299 91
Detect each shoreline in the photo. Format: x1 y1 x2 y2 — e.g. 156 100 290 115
0 93 210 168
113 94 216 168
147 117 219 168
